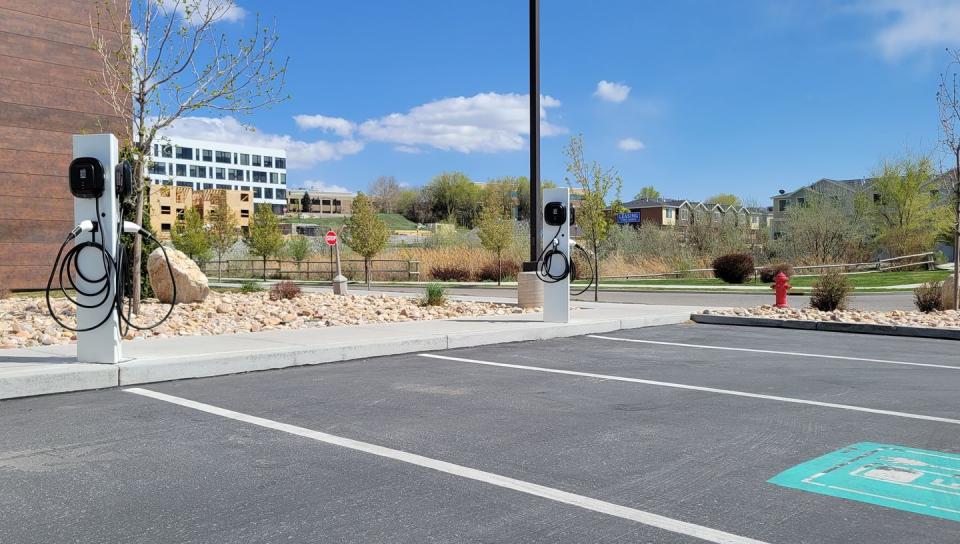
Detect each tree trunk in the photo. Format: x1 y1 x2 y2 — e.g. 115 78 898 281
217 255 222 283
365 258 370 290
131 185 144 314
497 251 502 286
262 256 267 281
593 240 599 302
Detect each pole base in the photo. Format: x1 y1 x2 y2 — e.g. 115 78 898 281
333 276 349 296
516 271 543 309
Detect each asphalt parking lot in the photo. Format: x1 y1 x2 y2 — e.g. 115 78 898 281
1 324 958 543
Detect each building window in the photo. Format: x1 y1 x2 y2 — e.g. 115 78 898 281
176 181 192 188
215 167 226 180
160 144 172 158
252 155 261 167
797 197 805 207
153 144 159 156
215 151 231 163
680 208 689 221
217 184 230 190
873 193 881 203
228 169 244 181
280 173 286 184
713 211 721 221
270 172 278 183
778 199 787 212
240 209 250 218
175 164 186 176
189 165 201 178
240 193 250 202
175 146 193 160
239 153 250 166
751 216 759 224
264 188 274 199
232 153 238 164
177 209 185 220
161 223 171 232
264 156 273 168
253 187 262 198
241 186 250 191
202 149 213 162
148 162 166 175
276 189 285 199
203 183 214 189
160 205 171 214
275 158 286 169
665 209 674 219
252 171 267 183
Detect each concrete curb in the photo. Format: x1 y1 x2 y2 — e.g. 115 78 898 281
690 313 960 340
0 364 119 400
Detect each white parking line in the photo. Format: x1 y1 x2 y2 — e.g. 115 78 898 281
125 387 767 544
418 354 960 426
587 335 960 371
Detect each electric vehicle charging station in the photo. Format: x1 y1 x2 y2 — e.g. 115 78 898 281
540 187 571 323
72 134 123 364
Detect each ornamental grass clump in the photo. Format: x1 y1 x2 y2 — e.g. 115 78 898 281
423 283 447 306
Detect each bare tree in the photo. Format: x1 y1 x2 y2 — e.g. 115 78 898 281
89 0 288 312
369 176 401 213
937 49 960 310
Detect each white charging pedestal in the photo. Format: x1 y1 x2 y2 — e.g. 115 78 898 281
541 187 571 323
73 134 122 364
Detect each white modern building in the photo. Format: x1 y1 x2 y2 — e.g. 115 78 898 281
146 136 288 213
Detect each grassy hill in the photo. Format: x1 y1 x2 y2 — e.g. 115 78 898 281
282 213 417 231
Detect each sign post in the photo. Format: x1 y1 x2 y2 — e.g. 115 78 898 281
327 230 348 295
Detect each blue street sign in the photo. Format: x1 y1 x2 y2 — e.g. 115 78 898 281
770 442 960 522
616 212 641 224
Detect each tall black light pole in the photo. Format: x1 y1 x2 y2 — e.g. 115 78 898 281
526 0 541 268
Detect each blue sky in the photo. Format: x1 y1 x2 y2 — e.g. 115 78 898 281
165 0 960 203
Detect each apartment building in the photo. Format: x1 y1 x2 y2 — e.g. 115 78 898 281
615 198 772 241
149 186 254 240
286 190 355 215
771 178 873 238
147 136 287 214
0 1 128 289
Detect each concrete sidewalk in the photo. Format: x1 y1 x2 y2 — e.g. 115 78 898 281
0 302 703 400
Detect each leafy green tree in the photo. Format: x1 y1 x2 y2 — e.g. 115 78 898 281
705 193 742 207
483 177 520 219
345 193 389 289
477 193 516 285
172 207 210 264
425 172 481 227
515 177 557 221
207 203 240 282
285 234 313 272
564 134 623 301
858 155 951 257
300 192 312 213
247 206 285 280
634 186 661 200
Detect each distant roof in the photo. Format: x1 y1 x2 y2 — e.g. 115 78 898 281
621 198 687 209
772 177 874 199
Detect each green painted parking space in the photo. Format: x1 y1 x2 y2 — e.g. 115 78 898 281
770 442 960 523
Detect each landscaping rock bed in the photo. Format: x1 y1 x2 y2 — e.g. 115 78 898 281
700 306 960 329
0 292 534 349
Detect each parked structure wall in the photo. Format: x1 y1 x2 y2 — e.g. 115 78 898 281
0 0 129 289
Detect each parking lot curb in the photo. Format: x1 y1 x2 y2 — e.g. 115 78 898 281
690 313 960 340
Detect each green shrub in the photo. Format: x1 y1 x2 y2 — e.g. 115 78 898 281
711 253 755 284
422 283 446 306
239 280 264 293
269 280 301 301
913 281 943 313
430 264 471 282
809 269 852 311
759 262 795 283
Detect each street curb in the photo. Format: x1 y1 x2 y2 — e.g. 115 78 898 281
0 364 119 400
690 313 960 340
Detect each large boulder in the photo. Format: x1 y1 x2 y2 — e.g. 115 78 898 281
943 273 958 310
147 247 209 304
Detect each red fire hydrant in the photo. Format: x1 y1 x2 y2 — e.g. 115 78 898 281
772 271 791 308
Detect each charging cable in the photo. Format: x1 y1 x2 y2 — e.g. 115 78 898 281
46 211 177 334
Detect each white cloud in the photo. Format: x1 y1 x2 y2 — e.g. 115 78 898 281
293 114 356 138
297 180 351 193
594 80 631 103
859 0 960 59
160 116 364 168
394 145 423 154
617 138 646 151
355 92 566 153
158 0 246 25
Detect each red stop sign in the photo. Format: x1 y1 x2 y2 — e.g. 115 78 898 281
324 230 338 246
